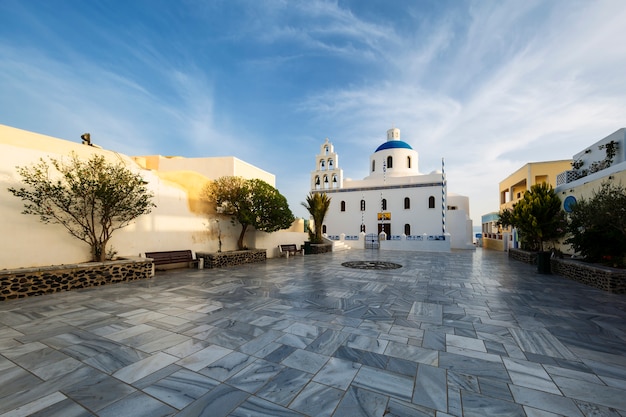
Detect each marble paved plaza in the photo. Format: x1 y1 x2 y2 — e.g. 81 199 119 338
1 249 626 417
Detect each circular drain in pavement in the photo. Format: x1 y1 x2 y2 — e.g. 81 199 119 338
341 261 402 270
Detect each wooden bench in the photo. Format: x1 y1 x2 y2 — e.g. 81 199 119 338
278 244 303 257
145 250 200 269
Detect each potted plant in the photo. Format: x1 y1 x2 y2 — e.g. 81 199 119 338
301 192 331 254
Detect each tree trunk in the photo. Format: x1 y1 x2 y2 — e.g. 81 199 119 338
237 224 248 250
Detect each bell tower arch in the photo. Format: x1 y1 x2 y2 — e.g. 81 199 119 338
311 138 343 190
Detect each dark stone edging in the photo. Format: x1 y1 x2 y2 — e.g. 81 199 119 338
509 248 626 293
196 249 266 269
551 258 626 294
508 248 537 264
0 258 153 301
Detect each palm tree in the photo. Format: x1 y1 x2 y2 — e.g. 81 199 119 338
301 192 331 243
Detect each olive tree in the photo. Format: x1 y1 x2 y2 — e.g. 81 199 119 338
204 176 295 250
301 192 331 243
565 182 626 266
8 153 155 261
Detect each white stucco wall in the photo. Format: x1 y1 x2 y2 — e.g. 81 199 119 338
0 124 296 269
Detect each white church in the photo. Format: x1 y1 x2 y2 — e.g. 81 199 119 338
310 127 474 251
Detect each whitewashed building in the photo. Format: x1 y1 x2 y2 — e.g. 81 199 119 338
311 128 474 251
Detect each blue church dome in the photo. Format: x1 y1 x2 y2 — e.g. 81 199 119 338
375 140 413 152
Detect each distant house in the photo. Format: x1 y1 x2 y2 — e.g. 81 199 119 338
483 160 572 251
482 128 626 253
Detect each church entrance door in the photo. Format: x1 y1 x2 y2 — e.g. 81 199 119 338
378 223 391 240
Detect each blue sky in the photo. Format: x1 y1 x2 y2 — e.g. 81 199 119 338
1 1 626 224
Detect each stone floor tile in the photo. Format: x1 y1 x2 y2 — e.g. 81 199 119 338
412 363 447 411
503 357 561 395
353 366 414 402
385 398 436 417
142 368 219 409
96 391 175 417
175 383 249 417
333 386 388 417
313 356 361 390
63 374 136 412
0 391 66 417
227 359 283 393
29 398 94 417
289 381 343 417
175 344 232 372
256 367 311 406
281 348 329 374
461 390 526 417
509 384 585 416
198 351 256 381
230 395 306 417
552 375 626 411
112 352 179 384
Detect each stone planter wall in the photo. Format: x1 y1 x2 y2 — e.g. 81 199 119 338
508 248 537 265
0 258 153 301
551 258 626 294
310 243 333 254
196 249 266 269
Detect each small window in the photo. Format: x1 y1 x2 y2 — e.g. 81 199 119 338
360 224 366 233
404 197 410 209
387 156 393 169
428 196 435 208
372 160 375 172
322 225 327 234
340 201 346 212
360 200 366 211
382 199 387 210
404 224 411 235
407 156 411 168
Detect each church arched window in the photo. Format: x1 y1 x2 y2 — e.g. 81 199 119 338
360 200 366 211
315 176 321 189
323 175 329 188
322 225 327 234
407 156 411 168
387 156 393 169
372 160 375 172
428 196 436 208
382 199 387 210
404 197 410 209
360 224 366 233
320 160 325 170
404 224 411 235
324 145 329 155
332 174 338 187
328 159 333 169
341 201 346 212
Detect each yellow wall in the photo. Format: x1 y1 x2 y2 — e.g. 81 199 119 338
133 155 275 186
499 160 572 210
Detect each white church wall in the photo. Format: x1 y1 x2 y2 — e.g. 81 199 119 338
310 128 474 252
